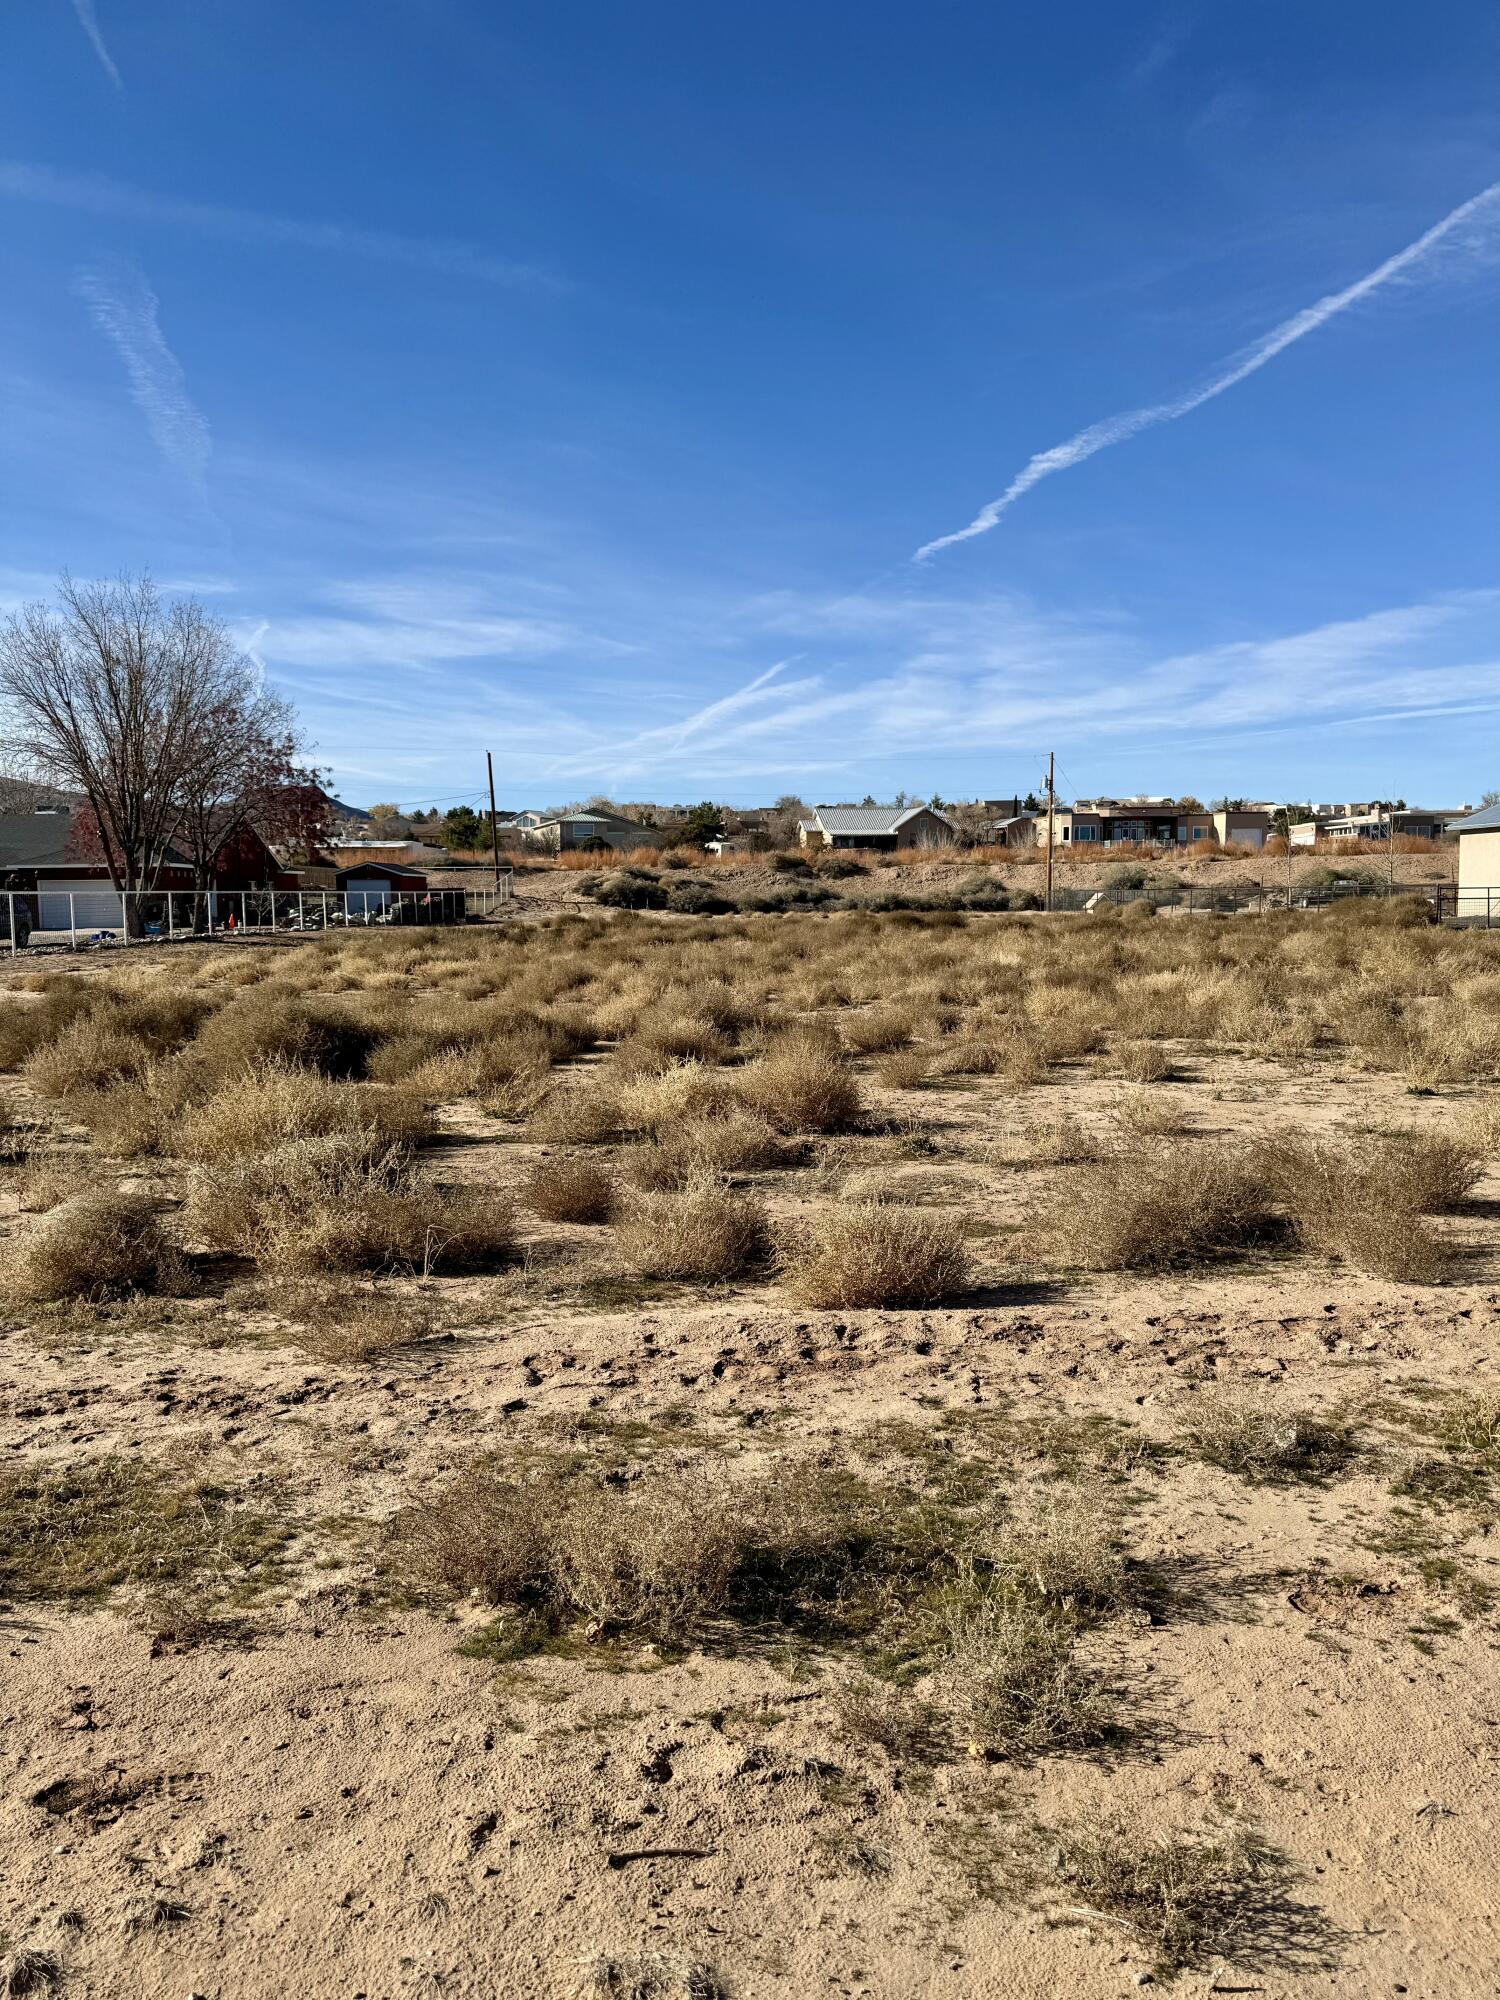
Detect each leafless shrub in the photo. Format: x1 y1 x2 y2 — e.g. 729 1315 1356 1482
23 1014 150 1098
1050 1821 1302 1976
842 1005 916 1055
178 1060 431 1163
1032 1141 1274 1271
876 1048 929 1090
1262 1132 1459 1282
786 1200 968 1307
938 1595 1109 1753
621 1109 786 1190
1177 1395 1357 1483
1108 1040 1176 1084
266 1278 437 1362
581 1952 728 1999
978 1497 1140 1617
613 1175 769 1280
741 1032 863 1133
523 1155 617 1224
1438 1389 1500 1455
552 1468 742 1635
0 1190 182 1303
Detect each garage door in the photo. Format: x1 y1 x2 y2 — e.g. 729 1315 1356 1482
37 879 126 930
344 876 393 915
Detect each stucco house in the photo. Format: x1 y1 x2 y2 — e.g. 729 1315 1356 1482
1452 803 1500 920
525 810 650 853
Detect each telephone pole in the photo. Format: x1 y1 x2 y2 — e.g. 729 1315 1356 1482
486 751 503 893
1044 751 1056 914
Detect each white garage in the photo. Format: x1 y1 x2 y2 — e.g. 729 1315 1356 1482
37 878 126 931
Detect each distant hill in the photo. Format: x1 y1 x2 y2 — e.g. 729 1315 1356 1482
324 796 370 822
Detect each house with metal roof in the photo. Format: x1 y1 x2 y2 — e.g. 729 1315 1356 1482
523 809 650 853
797 804 959 851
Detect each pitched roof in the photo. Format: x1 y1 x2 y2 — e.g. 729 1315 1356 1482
808 805 956 836
0 812 82 869
1452 803 1500 832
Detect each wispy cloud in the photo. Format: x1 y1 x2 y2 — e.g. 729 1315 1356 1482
915 181 1500 561
73 256 211 489
1 161 563 291
1125 15 1188 91
543 658 817 778
67 0 121 90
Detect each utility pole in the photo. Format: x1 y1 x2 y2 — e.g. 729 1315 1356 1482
1044 751 1056 914
1385 802 1397 896
486 751 503 893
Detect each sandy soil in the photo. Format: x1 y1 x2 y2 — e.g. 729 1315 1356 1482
3 996 1499 1997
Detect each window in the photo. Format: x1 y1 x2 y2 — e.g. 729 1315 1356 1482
1062 826 1070 841
1072 824 1099 842
1191 826 1207 841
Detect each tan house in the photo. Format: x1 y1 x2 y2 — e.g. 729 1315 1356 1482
1453 804 1500 920
1034 798 1270 850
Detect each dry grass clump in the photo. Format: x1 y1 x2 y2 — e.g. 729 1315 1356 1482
1262 1130 1467 1282
0 1455 283 1604
786 1200 968 1308
188 1134 513 1276
0 1190 182 1303
937 1595 1109 1754
1112 1090 1186 1138
395 1462 740 1643
0 1938 61 1997
178 1060 432 1163
842 1005 916 1055
1033 1141 1274 1272
527 1083 624 1145
262 1278 437 1362
978 1497 1140 1617
582 1953 727 1999
876 1048 929 1090
523 1155 617 1224
612 1175 769 1280
1177 1395 1357 1483
621 1109 785 1190
22 1013 152 1099
190 991 376 1080
1108 1039 1176 1084
1051 1821 1296 1976
1438 1389 1500 1455
741 1031 863 1134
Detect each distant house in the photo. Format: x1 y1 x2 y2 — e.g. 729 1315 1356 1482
525 809 650 854
325 839 446 868
335 860 430 915
798 805 959 851
980 813 1037 849
1034 799 1271 850
0 808 296 931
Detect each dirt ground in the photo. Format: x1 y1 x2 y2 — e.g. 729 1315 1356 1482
2 919 1498 1999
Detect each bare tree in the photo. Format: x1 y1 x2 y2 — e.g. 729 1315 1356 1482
172 675 321 908
0 573 303 929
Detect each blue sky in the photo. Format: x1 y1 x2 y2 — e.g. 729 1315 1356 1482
4 2 1500 809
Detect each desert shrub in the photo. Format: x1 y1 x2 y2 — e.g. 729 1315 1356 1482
621 1109 785 1189
527 1083 624 1145
617 1014 735 1073
1050 1822 1299 1976
1262 1132 1457 1282
666 881 736 916
876 1048 929 1090
0 987 97 1069
1012 889 1044 911
584 869 668 910
0 1103 37 1164
614 1060 735 1135
937 1596 1109 1753
1177 1396 1357 1483
188 1133 513 1275
786 1200 968 1307
22 1013 155 1100
842 1005 915 1055
1108 1039 1176 1084
977 1498 1139 1617
266 1279 437 1362
0 1191 182 1303
192 993 377 1079
394 1461 738 1642
178 1060 432 1163
613 1175 769 1280
816 854 865 879
1438 1389 1500 1454
523 1155 617 1223
1032 1141 1274 1271
769 851 813 874
584 1956 727 2000
0 1938 60 1997
741 1032 863 1133
0 1455 283 1604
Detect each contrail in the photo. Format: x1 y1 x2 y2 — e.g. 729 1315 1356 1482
68 0 122 89
74 257 211 490
914 181 1500 562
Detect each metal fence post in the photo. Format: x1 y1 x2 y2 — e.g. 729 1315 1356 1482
69 894 77 951
6 892 14 957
